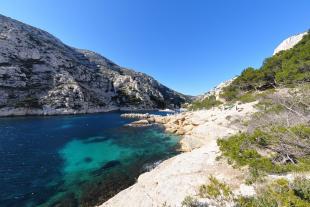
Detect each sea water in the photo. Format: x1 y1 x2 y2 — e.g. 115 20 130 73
0 111 180 207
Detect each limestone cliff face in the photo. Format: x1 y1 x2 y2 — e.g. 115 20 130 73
273 31 308 55
0 14 188 116
195 78 235 102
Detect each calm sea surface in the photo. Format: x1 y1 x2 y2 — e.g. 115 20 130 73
0 111 180 207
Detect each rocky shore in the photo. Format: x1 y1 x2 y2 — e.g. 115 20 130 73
0 106 163 117
121 102 256 151
0 106 120 117
99 102 258 206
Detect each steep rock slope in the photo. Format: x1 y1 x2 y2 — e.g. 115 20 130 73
195 78 235 102
273 31 308 55
0 14 188 116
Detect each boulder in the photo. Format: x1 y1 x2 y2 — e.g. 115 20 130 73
177 120 183 126
127 119 149 127
154 117 166 124
191 119 203 126
183 124 194 132
166 127 177 133
147 117 155 123
176 129 185 135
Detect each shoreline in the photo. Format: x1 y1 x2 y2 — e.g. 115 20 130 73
0 102 259 207
0 106 176 117
0 111 181 207
99 102 259 206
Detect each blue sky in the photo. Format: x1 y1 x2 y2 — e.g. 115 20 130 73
0 0 309 95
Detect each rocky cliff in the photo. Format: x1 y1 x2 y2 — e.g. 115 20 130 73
273 31 308 55
195 78 235 102
0 14 188 116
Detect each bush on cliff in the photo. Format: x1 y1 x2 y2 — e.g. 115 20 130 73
217 124 310 183
235 178 310 207
189 95 222 110
220 32 310 102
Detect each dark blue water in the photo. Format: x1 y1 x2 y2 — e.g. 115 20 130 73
0 111 180 207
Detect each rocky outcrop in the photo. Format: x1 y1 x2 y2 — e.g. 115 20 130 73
0 14 188 116
125 101 257 151
195 78 235 103
125 119 151 127
101 102 258 207
121 113 158 119
273 31 308 55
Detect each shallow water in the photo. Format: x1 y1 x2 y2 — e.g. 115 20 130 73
0 111 180 207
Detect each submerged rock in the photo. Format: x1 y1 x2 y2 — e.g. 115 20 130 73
84 157 93 163
92 160 122 176
102 160 122 170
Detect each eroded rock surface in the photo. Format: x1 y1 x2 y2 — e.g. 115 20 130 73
101 102 258 207
0 14 188 116
273 31 308 55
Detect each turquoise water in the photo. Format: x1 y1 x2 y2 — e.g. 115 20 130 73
0 112 180 207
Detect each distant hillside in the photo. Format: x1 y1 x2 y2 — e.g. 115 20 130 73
0 14 189 116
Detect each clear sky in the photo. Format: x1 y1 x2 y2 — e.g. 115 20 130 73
0 0 309 95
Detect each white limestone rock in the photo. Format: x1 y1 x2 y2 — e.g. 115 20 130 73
0 14 189 116
99 102 258 207
273 31 308 55
195 78 236 103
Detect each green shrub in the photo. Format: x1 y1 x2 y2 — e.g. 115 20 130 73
199 176 232 199
238 92 257 103
217 125 310 174
181 196 201 207
220 85 240 101
236 178 310 207
235 67 265 91
292 177 310 202
190 95 222 110
245 168 266 185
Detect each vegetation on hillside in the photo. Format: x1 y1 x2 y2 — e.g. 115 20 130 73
218 84 310 183
189 32 310 110
180 176 232 207
218 124 310 182
180 176 310 207
216 33 310 186
220 32 310 102
199 176 232 203
212 88 308 207
189 95 222 110
236 178 310 207
180 32 310 207
177 33 310 207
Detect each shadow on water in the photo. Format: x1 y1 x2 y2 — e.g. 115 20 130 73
92 160 122 176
